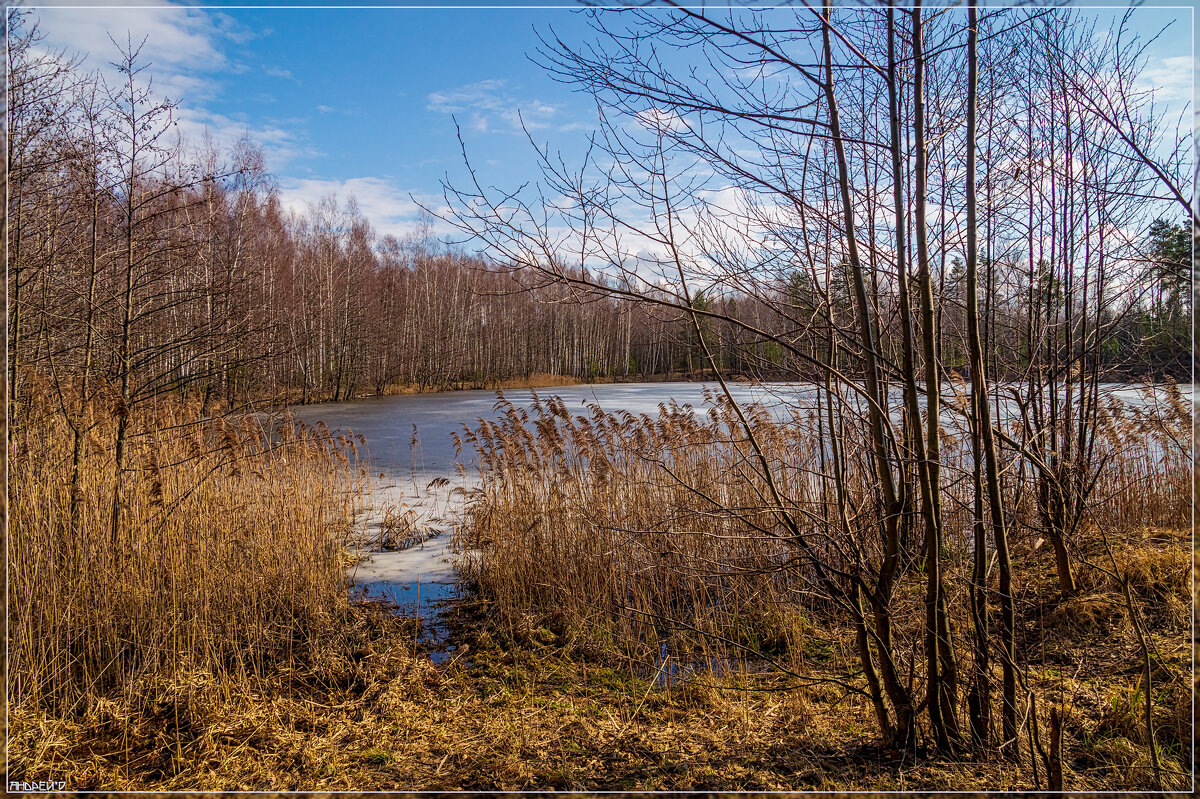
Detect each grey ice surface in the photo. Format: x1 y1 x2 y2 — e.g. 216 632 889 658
289 380 1194 615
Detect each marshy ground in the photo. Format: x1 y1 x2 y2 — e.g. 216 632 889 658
9 527 1191 791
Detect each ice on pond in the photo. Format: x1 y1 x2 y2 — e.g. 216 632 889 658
288 379 1194 638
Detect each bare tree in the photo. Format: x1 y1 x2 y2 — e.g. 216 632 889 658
440 3 1191 759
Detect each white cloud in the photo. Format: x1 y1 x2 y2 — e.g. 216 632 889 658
634 107 692 135
28 3 313 171
427 78 508 112
1137 55 1194 105
427 78 559 133
277 176 456 240
34 3 239 87
172 106 312 170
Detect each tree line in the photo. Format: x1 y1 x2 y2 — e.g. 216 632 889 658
5 10 734 430
8 8 1189 441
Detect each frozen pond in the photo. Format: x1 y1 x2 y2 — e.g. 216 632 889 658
287 380 1194 620
288 382 850 617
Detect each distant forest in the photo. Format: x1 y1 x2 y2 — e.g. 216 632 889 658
6 10 1191 419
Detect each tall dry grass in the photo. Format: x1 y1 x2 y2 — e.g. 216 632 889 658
9 388 364 715
454 385 1191 679
456 389 904 673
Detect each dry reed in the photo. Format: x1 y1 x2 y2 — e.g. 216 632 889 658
9 387 363 716
454 384 1192 784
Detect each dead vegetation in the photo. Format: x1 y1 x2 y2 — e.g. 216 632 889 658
6 1 1194 791
6 382 1192 791
451 387 1193 790
9 536 1189 792
9 387 364 718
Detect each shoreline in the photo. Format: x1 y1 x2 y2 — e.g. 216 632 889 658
289 373 1196 408
287 371 735 407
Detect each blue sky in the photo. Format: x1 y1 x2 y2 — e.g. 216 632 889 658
21 1 1196 242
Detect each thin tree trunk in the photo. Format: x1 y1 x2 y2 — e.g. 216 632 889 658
912 1 960 750
964 6 992 750
70 190 101 532
882 1 919 748
823 2 911 746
